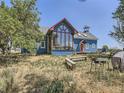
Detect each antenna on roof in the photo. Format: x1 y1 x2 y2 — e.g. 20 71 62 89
83 25 90 33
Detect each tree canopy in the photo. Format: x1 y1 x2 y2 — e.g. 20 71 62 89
110 0 124 47
0 1 23 54
102 45 109 52
0 0 43 54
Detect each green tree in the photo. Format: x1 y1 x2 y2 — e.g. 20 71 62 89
102 45 109 52
0 0 42 54
10 0 43 52
0 1 22 54
110 0 124 46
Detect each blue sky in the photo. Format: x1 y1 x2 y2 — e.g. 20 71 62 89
5 0 122 48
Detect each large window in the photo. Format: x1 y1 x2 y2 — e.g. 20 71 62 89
53 23 73 50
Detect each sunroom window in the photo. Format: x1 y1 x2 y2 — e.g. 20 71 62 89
53 23 73 50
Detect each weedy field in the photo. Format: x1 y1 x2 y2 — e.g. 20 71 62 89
0 55 124 93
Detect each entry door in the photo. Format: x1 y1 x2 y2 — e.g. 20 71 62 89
80 43 84 52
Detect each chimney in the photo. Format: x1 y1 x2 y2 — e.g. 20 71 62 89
83 25 90 33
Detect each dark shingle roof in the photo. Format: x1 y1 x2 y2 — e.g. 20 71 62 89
40 27 49 35
74 32 98 40
40 27 98 41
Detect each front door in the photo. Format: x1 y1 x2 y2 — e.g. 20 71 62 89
80 43 84 53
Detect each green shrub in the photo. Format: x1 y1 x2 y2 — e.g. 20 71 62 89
46 79 64 93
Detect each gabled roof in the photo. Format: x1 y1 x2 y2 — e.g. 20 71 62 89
40 19 98 41
47 18 78 34
74 31 98 40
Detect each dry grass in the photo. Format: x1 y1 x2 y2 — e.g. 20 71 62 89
0 55 124 93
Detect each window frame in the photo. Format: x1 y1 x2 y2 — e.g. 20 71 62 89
85 43 89 49
92 43 96 48
41 41 45 48
52 23 73 50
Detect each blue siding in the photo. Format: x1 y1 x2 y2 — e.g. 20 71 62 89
36 36 47 55
84 40 97 52
37 48 47 54
36 38 97 55
74 39 97 53
36 36 97 55
51 50 74 56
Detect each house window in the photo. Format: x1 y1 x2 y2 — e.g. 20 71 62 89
90 44 92 48
92 43 96 48
85 43 89 49
41 41 45 48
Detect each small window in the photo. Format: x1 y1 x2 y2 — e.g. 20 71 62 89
85 43 89 49
90 44 92 48
92 44 96 48
41 41 45 48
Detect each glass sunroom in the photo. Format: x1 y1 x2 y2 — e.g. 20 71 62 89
47 18 77 55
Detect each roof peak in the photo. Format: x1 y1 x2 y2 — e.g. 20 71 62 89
48 18 78 33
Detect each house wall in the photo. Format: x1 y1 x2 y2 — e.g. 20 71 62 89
51 50 74 56
36 37 97 55
74 39 97 53
36 36 47 55
37 47 47 54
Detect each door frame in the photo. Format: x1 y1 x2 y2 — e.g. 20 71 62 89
80 40 85 53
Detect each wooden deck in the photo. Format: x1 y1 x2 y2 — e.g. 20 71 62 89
65 56 87 70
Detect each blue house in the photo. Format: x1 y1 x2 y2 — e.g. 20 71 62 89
37 18 98 56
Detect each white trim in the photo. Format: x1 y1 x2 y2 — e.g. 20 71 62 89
90 44 92 48
80 40 84 45
80 40 85 52
92 43 96 48
85 43 89 49
41 41 45 48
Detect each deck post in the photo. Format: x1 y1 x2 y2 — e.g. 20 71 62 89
47 35 49 53
72 35 74 50
51 34 53 51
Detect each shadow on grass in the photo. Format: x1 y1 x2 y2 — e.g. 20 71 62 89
0 54 28 67
24 74 64 93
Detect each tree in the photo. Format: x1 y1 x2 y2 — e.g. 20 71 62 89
110 0 124 47
0 0 43 54
10 0 43 53
0 1 22 54
102 45 109 52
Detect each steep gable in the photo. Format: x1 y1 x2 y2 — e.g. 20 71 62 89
47 18 78 34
